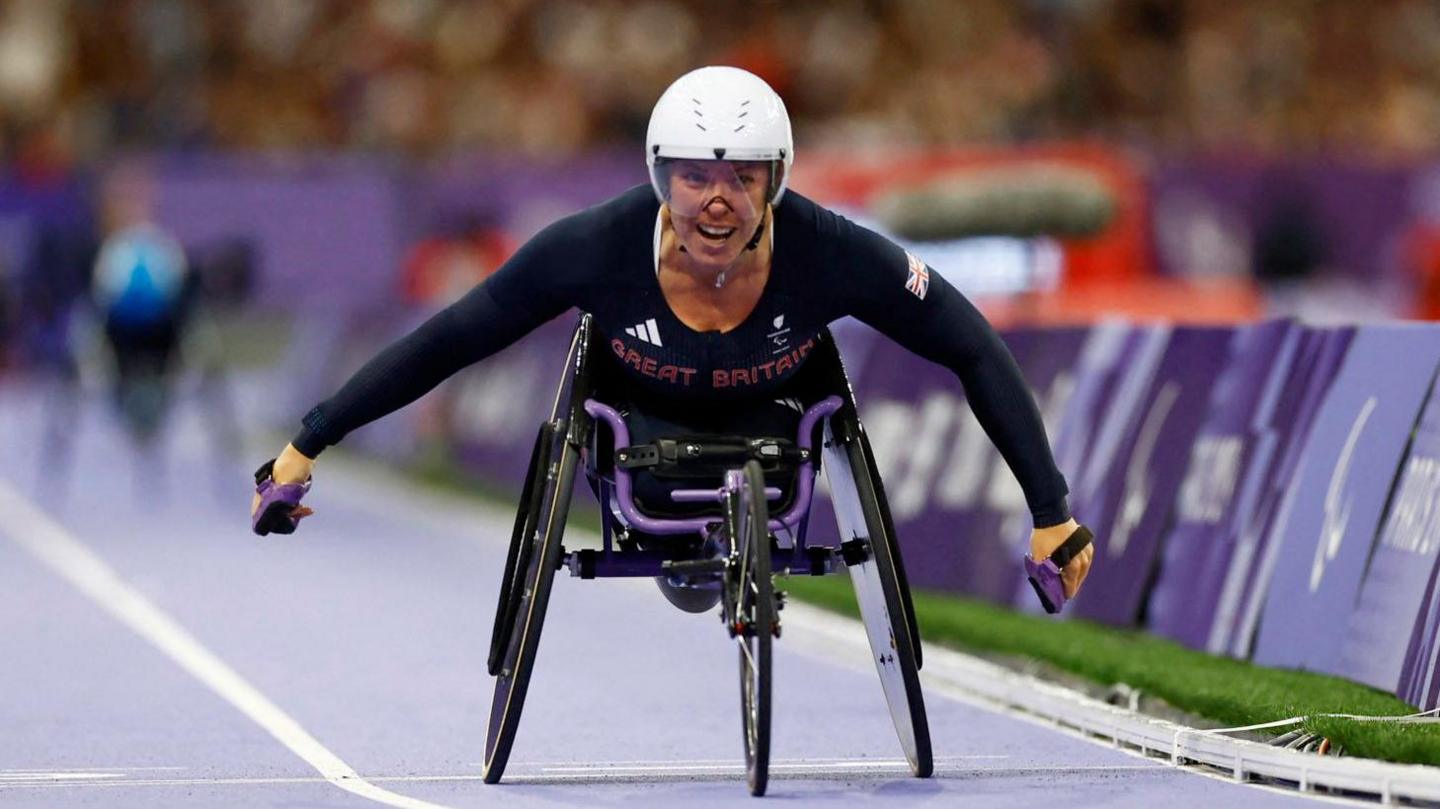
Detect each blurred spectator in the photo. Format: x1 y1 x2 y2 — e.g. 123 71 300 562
0 0 1436 165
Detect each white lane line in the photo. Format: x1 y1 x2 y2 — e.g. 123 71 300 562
1 767 186 773
0 482 449 809
0 771 127 777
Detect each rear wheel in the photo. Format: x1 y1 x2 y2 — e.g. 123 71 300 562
731 460 774 797
823 424 932 778
482 430 579 784
488 424 553 677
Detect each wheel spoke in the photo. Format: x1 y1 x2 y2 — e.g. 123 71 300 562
736 635 756 669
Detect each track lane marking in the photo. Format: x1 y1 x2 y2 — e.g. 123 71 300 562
0 481 449 809
0 774 127 781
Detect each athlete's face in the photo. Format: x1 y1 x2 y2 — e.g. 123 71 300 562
664 160 770 268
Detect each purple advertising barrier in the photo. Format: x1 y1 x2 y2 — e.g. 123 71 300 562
1068 326 1235 627
1145 320 1300 647
1338 369 1440 696
1206 326 1355 657
153 158 406 312
844 326 1088 600
1249 325 1440 674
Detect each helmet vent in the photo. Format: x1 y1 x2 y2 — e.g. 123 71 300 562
734 125 746 132
695 123 707 131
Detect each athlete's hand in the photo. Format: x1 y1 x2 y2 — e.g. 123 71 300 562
1030 518 1093 599
251 443 316 526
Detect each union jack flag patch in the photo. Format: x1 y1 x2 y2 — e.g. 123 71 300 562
904 251 929 300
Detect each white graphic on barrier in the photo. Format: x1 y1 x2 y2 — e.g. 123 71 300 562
1177 435 1243 525
1383 455 1440 556
1110 382 1180 557
892 394 956 520
935 405 991 511
1309 396 1377 593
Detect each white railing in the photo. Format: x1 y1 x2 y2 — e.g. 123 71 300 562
784 603 1440 805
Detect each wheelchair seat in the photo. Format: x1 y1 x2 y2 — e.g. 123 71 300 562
614 433 806 519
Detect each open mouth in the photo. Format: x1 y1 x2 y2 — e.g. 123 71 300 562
695 222 738 242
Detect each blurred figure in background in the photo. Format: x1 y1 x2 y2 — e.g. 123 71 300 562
90 167 192 446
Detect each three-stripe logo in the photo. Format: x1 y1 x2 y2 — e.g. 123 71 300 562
625 318 663 347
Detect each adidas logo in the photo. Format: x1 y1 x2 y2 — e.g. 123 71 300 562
624 318 663 347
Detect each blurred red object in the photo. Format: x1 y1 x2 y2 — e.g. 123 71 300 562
980 277 1265 328
1404 224 1440 320
401 227 515 306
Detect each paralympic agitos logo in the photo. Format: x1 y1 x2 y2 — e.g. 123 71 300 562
1309 396 1377 593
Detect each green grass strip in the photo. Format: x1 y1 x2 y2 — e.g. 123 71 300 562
782 575 1439 766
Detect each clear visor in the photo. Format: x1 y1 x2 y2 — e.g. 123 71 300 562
651 158 775 223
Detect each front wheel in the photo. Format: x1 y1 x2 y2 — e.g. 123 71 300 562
731 460 774 797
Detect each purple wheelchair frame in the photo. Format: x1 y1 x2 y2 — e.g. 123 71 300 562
563 395 845 579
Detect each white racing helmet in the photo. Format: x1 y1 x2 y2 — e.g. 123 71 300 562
646 66 794 210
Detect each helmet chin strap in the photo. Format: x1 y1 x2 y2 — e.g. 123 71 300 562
745 209 768 252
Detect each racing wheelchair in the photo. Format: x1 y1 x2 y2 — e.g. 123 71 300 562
483 315 931 796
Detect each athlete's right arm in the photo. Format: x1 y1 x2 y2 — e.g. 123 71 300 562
288 279 556 458
251 208 601 508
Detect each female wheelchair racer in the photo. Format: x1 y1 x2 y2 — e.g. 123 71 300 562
251 66 1096 794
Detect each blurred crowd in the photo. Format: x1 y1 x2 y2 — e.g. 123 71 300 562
1 0 1439 173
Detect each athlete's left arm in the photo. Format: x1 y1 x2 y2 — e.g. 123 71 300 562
834 221 1092 597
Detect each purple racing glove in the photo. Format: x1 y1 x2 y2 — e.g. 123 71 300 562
1024 525 1093 614
252 459 312 536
